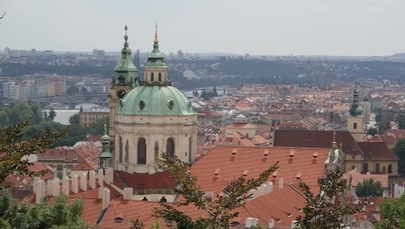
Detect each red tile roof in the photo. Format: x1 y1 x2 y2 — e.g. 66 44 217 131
114 171 176 190
191 145 329 195
357 142 399 161
273 129 362 155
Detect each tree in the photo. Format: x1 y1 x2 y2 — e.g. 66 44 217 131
48 108 56 121
69 113 80 125
397 115 405 129
0 191 86 229
295 166 362 228
375 194 405 229
394 139 405 176
367 128 378 136
355 178 383 197
154 153 279 229
0 118 64 184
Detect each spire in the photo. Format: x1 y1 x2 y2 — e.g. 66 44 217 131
124 25 129 48
331 130 337 150
154 23 159 45
113 25 138 87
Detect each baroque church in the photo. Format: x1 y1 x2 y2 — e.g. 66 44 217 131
108 26 198 175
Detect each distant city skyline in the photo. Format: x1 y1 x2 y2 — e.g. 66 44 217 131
1 0 405 56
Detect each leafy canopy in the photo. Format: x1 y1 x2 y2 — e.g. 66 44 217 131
0 191 86 229
355 178 383 197
0 118 64 185
295 166 363 229
375 194 405 229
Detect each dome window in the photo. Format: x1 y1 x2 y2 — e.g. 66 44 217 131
168 100 174 110
139 100 145 110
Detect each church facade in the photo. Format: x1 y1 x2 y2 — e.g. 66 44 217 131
109 26 198 175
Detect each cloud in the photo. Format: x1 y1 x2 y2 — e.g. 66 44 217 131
364 6 386 13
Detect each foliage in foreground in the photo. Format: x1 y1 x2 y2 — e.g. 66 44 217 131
394 139 405 176
295 166 362 229
0 118 64 185
154 153 279 229
375 194 405 229
0 191 86 229
355 178 383 197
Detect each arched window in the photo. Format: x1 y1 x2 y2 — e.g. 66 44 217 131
125 140 129 163
189 137 192 162
151 73 154 81
166 138 175 156
119 136 123 163
353 122 357 130
138 138 146 164
158 73 162 81
388 164 392 173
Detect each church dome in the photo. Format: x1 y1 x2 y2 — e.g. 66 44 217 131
117 86 194 116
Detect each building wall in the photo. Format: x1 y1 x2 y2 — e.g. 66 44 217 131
114 114 198 174
79 111 109 128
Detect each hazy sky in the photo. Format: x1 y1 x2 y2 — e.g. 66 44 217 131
1 0 404 56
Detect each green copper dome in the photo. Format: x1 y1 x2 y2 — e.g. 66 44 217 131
118 86 194 116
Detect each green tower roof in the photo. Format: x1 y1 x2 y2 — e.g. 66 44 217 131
144 23 167 68
115 26 137 72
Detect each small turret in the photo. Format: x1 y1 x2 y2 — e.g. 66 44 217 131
143 23 170 86
100 124 113 170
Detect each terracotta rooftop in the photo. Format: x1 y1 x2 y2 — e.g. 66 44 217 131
191 145 329 195
273 129 362 155
357 142 399 161
114 171 176 190
344 170 389 188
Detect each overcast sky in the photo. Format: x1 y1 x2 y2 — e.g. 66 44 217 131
1 0 404 56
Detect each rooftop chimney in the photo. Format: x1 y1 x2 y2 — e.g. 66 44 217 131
230 148 237 158
62 175 69 196
80 172 87 191
289 150 295 159
98 169 104 187
245 217 259 228
279 177 284 189
214 168 220 178
123 187 133 200
102 187 111 210
243 170 248 177
35 179 45 204
72 174 79 194
53 178 60 197
47 179 53 196
105 168 114 184
89 170 96 189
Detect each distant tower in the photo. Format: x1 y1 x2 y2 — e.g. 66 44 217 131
347 84 365 141
324 131 344 174
109 26 138 149
133 49 141 70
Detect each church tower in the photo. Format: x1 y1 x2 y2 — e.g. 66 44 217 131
109 26 138 147
112 25 198 174
347 84 365 142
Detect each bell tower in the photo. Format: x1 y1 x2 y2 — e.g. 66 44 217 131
347 84 365 141
109 26 138 147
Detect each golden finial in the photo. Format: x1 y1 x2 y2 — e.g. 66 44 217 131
154 22 159 43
